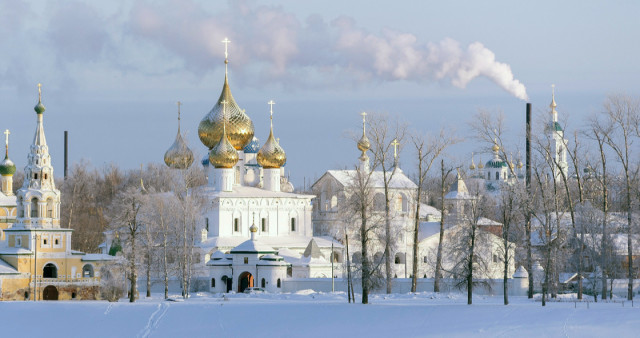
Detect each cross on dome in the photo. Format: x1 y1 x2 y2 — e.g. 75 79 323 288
391 139 400 159
38 83 42 101
4 129 9 148
222 37 231 60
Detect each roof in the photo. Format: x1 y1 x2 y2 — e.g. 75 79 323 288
485 158 508 169
0 258 19 274
0 193 16 207
197 184 314 199
316 169 417 190
303 239 324 259
0 247 33 255
230 238 277 254
199 235 343 252
445 175 473 200
419 203 441 218
81 254 116 261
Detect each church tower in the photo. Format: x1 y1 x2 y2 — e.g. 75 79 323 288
15 84 61 229
548 85 568 181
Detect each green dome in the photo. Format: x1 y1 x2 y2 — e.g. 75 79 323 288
0 155 16 176
34 101 46 114
485 159 507 169
553 121 563 132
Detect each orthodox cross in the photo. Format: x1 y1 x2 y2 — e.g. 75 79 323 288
268 100 275 117
361 112 367 134
222 37 231 60
4 129 9 153
37 83 42 101
391 138 400 160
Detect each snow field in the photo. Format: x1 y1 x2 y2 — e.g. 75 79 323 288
1 292 639 337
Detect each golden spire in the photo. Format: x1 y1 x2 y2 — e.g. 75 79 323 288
478 157 484 169
357 112 370 155
209 99 239 168
469 152 476 170
198 38 254 150
257 100 287 169
164 101 194 169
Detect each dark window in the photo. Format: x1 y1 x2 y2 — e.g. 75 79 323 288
244 257 248 264
261 218 266 232
71 292 76 299
55 239 59 245
487 172 491 180
290 218 296 232
43 263 57 278
277 278 281 288
31 198 38 218
82 264 94 278
34 173 38 180
423 256 428 263
234 218 239 232
261 278 266 288
205 218 209 232
43 239 47 245
211 278 215 287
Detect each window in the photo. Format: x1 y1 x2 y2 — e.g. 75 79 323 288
31 198 38 218
43 263 57 278
261 218 267 232
15 237 22 247
290 218 296 232
211 278 215 287
503 172 507 180
205 218 209 232
396 195 402 212
46 198 54 218
261 278 266 288
330 196 338 210
82 264 94 278
44 174 48 180
34 173 38 180
423 256 428 263
487 172 491 180
277 278 281 288
234 218 239 232
43 238 48 245
24 291 29 300
18 197 24 218
493 254 499 263
71 292 76 299
55 239 59 246
495 172 499 180
244 257 248 264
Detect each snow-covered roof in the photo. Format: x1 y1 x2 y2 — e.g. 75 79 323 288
199 235 343 252
419 221 442 242
197 185 314 200
317 170 417 190
303 239 324 259
0 258 19 274
445 175 473 200
0 193 16 207
513 266 528 278
419 203 441 218
230 238 277 254
81 254 115 261
0 247 33 255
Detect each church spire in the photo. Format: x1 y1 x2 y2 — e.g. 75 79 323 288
357 112 370 172
550 84 558 123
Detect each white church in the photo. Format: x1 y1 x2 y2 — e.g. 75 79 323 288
166 40 343 293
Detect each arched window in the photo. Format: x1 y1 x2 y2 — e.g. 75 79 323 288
487 172 491 180
261 278 266 288
211 278 216 287
46 198 54 218
261 218 267 232
503 172 507 180
277 278 281 288
234 218 239 232
395 252 405 265
30 198 38 218
82 264 94 278
290 218 296 232
374 252 383 264
18 197 24 217
495 171 499 180
330 196 338 210
352 252 362 264
332 252 341 263
43 263 57 278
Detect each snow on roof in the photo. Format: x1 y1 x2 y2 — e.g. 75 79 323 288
419 203 441 218
200 235 343 252
303 239 324 259
319 170 417 190
277 247 301 259
210 250 227 260
419 221 442 242
196 185 314 200
0 258 19 274
0 193 16 207
230 238 277 254
81 254 116 261
513 266 528 278
445 175 473 200
0 247 33 255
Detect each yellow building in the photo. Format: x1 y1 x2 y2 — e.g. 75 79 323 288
0 85 113 301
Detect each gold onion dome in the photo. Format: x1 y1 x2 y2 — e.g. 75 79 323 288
209 100 239 169
257 102 286 169
357 112 370 154
164 103 194 169
469 154 476 170
198 46 254 150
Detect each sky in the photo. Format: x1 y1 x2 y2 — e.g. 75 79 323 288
1 0 639 188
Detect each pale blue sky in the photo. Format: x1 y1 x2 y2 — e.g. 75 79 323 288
1 0 638 187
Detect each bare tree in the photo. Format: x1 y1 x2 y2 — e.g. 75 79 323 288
410 129 457 292
496 184 520 305
110 186 145 302
434 159 456 293
368 113 406 294
598 95 640 300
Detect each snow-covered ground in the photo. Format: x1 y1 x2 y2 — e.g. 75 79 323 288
2 291 639 337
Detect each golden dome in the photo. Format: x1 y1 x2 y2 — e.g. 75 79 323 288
164 131 194 169
357 112 370 154
164 103 194 169
198 74 255 150
492 143 500 152
257 104 286 169
478 159 484 169
209 101 239 169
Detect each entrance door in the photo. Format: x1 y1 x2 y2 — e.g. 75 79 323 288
238 272 253 293
43 285 58 300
